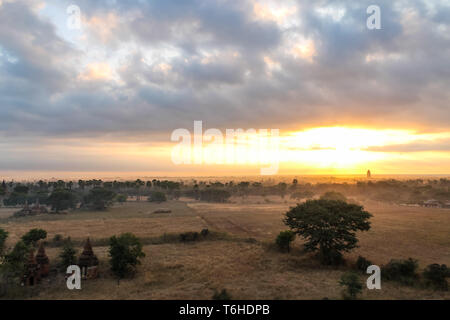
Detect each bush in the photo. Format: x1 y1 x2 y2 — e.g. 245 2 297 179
149 192 167 203
58 240 77 271
275 230 295 252
382 258 419 286
109 233 145 280
52 234 63 244
200 229 209 237
179 232 199 242
21 228 47 247
116 194 127 203
339 272 363 300
422 264 449 291
356 256 373 272
212 289 231 300
0 228 8 256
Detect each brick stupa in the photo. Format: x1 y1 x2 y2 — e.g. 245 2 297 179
78 238 99 279
23 249 41 286
35 242 50 277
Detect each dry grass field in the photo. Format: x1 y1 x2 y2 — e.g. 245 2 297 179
0 196 449 300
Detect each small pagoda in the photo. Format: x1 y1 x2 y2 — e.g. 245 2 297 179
14 199 48 217
35 242 50 277
78 238 99 279
23 249 41 286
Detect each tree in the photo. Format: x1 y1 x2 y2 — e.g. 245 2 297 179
0 186 6 207
0 228 8 256
21 228 47 247
284 200 372 265
278 182 287 199
148 191 167 203
3 241 29 277
47 189 77 213
116 194 127 204
84 187 116 210
339 272 363 300
58 239 77 271
212 289 231 300
275 230 295 252
290 190 314 200
199 189 231 202
109 233 145 281
13 185 29 194
422 264 449 291
320 191 347 202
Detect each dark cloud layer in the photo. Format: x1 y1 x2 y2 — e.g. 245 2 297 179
0 0 449 141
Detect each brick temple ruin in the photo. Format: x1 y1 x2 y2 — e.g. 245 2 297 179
23 237 99 286
78 238 99 280
22 242 50 286
15 199 48 217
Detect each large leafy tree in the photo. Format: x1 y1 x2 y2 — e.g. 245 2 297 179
2 240 30 277
84 187 116 210
21 228 47 247
109 233 145 281
284 200 372 265
47 189 77 213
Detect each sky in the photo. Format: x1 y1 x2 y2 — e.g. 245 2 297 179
0 0 449 179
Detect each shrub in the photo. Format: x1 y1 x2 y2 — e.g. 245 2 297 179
422 264 449 291
52 234 63 243
382 258 419 286
0 228 8 256
339 272 363 300
109 233 145 280
356 256 373 272
200 229 209 237
58 240 77 271
21 228 47 247
149 191 167 203
275 230 295 252
213 289 231 300
116 194 127 203
179 232 199 242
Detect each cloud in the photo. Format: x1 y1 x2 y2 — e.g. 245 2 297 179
0 0 449 173
365 139 450 153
